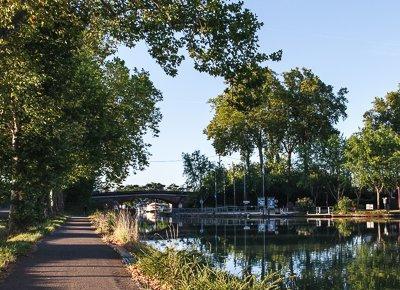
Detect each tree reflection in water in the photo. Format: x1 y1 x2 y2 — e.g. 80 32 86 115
141 217 400 289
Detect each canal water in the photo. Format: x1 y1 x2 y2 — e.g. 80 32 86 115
139 215 400 289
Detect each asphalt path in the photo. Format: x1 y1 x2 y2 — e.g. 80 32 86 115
0 217 140 290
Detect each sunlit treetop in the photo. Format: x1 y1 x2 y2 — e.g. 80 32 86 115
1 0 279 78
364 87 400 133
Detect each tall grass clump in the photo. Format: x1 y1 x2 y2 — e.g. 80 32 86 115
132 247 283 290
113 210 138 244
91 210 116 235
91 210 138 245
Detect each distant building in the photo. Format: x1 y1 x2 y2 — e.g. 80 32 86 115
145 202 172 213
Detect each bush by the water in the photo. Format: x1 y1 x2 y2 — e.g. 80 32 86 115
295 197 315 212
335 196 354 214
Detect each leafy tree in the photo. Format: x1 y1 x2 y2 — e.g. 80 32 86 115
312 133 351 203
282 68 347 176
345 125 400 209
364 87 400 133
144 183 165 191
1 0 270 230
363 87 400 208
182 150 214 191
205 94 254 167
335 196 354 214
206 67 283 201
272 68 348 202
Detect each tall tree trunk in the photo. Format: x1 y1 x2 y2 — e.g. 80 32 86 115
356 190 361 209
287 150 292 178
241 150 251 204
50 190 64 214
375 186 382 210
8 105 21 233
257 136 264 202
302 143 310 181
286 149 293 205
397 186 400 210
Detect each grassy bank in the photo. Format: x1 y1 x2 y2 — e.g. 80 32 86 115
91 210 283 290
307 209 400 219
0 215 67 271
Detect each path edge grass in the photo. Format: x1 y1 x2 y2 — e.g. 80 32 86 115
0 214 67 280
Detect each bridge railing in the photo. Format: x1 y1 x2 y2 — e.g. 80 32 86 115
309 206 334 215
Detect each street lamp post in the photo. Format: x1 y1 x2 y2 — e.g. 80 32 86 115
223 174 226 208
232 162 236 208
243 162 249 213
214 169 217 210
262 163 266 216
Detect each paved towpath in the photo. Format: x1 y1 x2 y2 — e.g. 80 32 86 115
0 217 140 290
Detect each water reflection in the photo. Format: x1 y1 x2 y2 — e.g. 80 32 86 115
139 216 400 289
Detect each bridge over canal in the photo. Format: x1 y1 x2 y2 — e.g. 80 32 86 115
91 190 193 207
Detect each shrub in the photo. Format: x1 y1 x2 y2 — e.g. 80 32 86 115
91 210 138 245
91 210 116 235
295 197 315 212
335 196 354 214
113 210 138 244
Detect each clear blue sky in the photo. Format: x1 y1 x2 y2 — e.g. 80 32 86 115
120 0 400 186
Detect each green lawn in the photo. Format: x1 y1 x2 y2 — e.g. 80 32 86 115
0 215 67 271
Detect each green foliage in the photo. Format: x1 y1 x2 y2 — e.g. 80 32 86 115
347 245 400 289
134 247 283 290
364 87 400 133
335 196 354 214
182 150 214 191
345 124 400 209
206 66 348 205
91 211 116 236
334 220 354 237
1 0 268 229
295 197 315 212
0 215 66 270
91 210 138 245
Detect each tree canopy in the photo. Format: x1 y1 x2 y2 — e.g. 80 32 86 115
1 0 272 230
345 124 400 209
